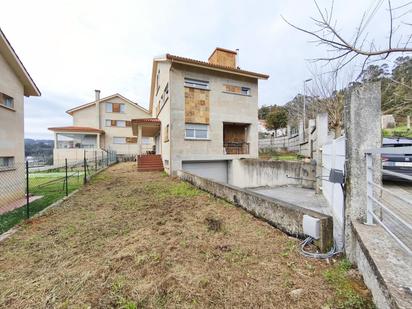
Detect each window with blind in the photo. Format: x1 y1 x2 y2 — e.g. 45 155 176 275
105 120 130 127
106 103 125 113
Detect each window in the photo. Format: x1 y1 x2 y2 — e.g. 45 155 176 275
156 69 160 94
0 157 15 171
163 124 169 142
126 137 137 144
117 120 126 127
241 87 251 95
184 78 209 90
224 84 251 96
113 137 126 144
142 137 151 145
3 95 14 109
105 120 127 127
106 103 125 113
185 124 209 139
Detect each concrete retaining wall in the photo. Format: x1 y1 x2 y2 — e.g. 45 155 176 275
228 158 316 189
178 170 333 252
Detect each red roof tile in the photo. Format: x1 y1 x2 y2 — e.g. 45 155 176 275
165 54 269 79
132 118 160 124
48 126 105 133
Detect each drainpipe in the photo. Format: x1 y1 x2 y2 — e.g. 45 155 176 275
95 90 101 148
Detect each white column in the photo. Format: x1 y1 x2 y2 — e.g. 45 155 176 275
96 134 100 149
137 125 143 155
54 132 58 149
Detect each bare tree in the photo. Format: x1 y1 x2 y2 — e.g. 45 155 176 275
306 67 347 138
282 0 412 73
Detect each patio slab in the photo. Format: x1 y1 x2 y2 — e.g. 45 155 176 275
0 196 43 215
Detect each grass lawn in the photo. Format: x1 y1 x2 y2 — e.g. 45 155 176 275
0 163 373 308
259 149 302 161
383 125 412 138
0 174 82 234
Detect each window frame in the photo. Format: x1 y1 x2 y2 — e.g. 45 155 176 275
113 137 127 144
184 78 209 90
106 103 125 113
4 95 14 108
185 124 209 140
241 87 251 96
0 156 15 171
116 120 126 127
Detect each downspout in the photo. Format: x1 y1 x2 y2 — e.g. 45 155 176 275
95 89 101 148
169 64 173 175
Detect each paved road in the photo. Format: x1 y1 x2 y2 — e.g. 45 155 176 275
381 181 412 251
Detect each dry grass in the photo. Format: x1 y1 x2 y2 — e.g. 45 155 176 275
0 163 372 308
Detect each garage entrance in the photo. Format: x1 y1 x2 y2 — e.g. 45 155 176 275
182 160 228 183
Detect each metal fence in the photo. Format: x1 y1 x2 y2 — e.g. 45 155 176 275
365 146 412 256
0 150 117 234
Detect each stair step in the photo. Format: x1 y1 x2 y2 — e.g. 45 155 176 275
137 154 163 172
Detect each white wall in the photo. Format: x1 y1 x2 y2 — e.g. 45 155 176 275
322 135 345 249
0 49 26 205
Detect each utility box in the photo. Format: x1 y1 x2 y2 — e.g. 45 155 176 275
329 169 344 184
303 215 320 239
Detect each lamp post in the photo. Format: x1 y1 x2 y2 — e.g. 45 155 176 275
303 78 312 133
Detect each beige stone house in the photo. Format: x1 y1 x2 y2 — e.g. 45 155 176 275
132 48 269 181
49 92 152 165
0 28 41 206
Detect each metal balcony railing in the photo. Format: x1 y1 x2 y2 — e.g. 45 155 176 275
223 142 250 155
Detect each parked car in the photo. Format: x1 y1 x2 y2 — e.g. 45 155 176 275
382 137 412 181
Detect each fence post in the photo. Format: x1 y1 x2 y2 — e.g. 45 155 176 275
65 158 68 196
95 150 97 172
106 152 109 166
365 153 373 225
25 161 29 219
83 150 87 184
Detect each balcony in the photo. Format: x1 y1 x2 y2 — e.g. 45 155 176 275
223 122 250 155
224 142 250 155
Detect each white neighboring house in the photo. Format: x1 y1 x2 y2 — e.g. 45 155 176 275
0 28 41 206
49 91 153 166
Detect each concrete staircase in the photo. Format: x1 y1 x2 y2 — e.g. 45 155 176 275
137 154 164 172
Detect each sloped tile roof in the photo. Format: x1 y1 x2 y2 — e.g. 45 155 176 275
48 126 105 134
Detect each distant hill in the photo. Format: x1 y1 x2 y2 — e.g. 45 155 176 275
25 139 54 157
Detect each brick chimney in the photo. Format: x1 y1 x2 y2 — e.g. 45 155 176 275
95 89 101 101
208 48 237 68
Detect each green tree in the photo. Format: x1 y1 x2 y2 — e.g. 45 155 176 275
265 107 288 136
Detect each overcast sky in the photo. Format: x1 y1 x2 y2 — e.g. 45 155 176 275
1 0 407 139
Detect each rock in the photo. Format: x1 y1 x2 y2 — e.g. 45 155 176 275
289 288 304 301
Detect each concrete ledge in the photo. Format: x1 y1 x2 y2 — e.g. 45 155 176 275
350 221 412 309
178 170 333 252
